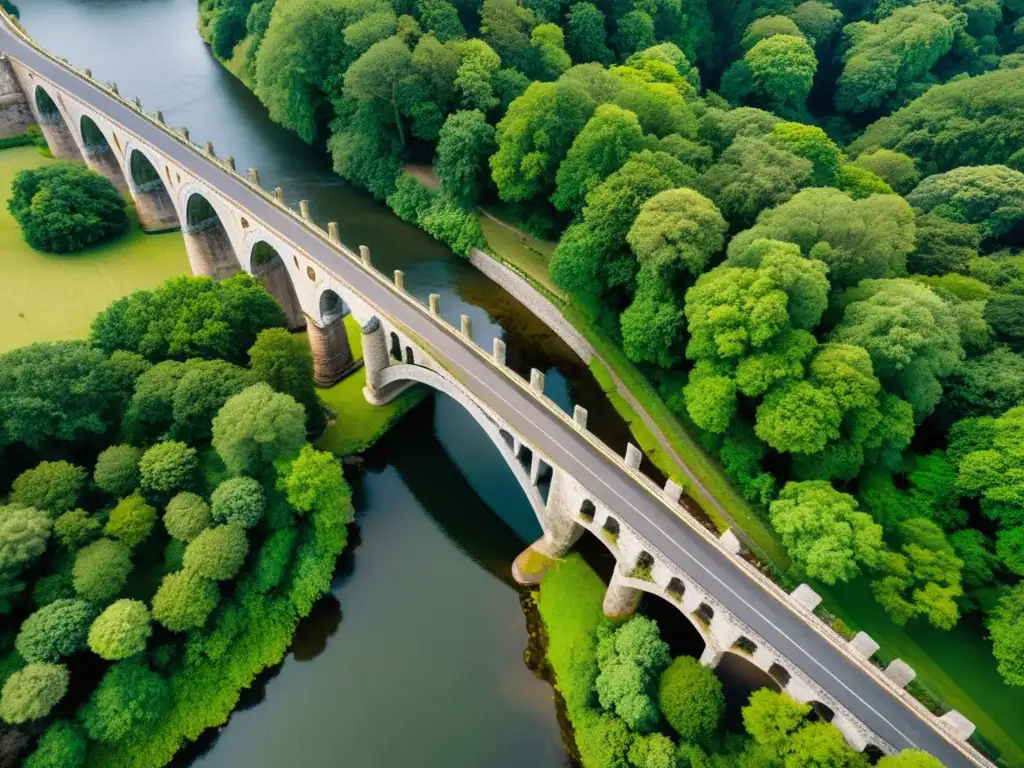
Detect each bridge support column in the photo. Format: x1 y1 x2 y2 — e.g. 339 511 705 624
132 181 180 233
307 316 355 387
700 615 743 669
603 568 642 621
361 316 413 405
831 714 871 752
183 217 240 280
83 147 129 194
512 466 584 585
254 259 304 330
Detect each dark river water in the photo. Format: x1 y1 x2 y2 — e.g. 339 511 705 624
16 1 772 764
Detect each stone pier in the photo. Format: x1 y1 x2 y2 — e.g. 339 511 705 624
83 146 128 193
132 178 180 232
306 316 355 387
183 216 239 279
253 258 304 330
603 569 642 620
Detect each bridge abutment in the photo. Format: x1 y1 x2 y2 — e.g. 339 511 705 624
0 57 34 139
307 316 355 387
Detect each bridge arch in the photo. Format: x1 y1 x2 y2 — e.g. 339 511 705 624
376 363 550 532
180 185 241 280
32 85 83 160
125 140 179 232
78 114 128 193
247 237 304 329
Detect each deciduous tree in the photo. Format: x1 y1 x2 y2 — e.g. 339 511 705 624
10 462 86 516
88 599 152 660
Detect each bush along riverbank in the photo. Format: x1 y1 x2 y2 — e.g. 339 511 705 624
0 273 421 767
534 554 948 768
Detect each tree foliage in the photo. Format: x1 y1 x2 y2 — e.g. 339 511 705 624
15 598 94 662
0 504 51 577
93 445 142 498
88 599 153 660
72 538 131 602
769 481 883 584
151 569 219 632
657 655 724 743
0 662 68 724
80 660 171 743
139 441 198 498
595 616 671 732
7 163 128 252
10 461 86 516
163 492 212 542
212 384 307 476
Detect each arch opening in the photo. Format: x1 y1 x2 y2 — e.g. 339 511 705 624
319 288 346 326
693 602 714 628
714 653 783 733
128 149 178 232
665 576 685 602
34 86 60 122
808 701 835 723
863 744 885 763
389 332 402 361
404 346 415 365
32 86 82 161
601 516 620 541
252 241 304 330
768 662 791 688
183 192 240 279
579 499 595 522
79 115 128 193
631 550 655 580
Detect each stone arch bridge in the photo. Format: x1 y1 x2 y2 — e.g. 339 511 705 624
0 14 990 768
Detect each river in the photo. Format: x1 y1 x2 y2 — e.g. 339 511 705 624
16 1 769 764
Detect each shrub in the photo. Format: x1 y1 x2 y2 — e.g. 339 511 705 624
15 599 94 662
657 655 726 743
103 494 158 549
0 504 52 575
182 524 249 581
210 476 265 528
139 441 198 497
93 445 143 498
24 721 86 768
53 509 102 551
152 570 219 631
73 538 132 601
32 572 75 607
10 461 87 515
79 660 171 743
0 662 68 724
212 384 306 475
253 527 296 593
7 163 128 252
88 600 152 660
163 492 212 542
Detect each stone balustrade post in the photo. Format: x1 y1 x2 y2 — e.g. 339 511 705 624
394 270 404 292
530 368 545 395
204 140 214 157
847 632 880 660
359 245 371 267
884 660 916 688
247 167 259 186
429 294 440 317
299 200 310 220
662 479 683 504
460 314 472 339
274 186 283 202
180 126 189 141
624 443 642 470
573 405 588 429
224 156 235 172
328 222 340 243
493 338 506 366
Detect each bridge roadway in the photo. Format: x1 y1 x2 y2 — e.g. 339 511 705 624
0 26 976 767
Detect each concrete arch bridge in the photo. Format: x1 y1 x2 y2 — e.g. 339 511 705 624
0 14 991 768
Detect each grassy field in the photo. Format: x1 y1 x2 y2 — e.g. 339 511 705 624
0 147 190 353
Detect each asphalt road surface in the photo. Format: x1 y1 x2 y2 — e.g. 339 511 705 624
0 25 978 768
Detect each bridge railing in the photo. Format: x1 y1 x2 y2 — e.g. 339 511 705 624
0 13 993 766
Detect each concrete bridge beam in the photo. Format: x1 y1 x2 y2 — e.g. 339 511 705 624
307 316 355 387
